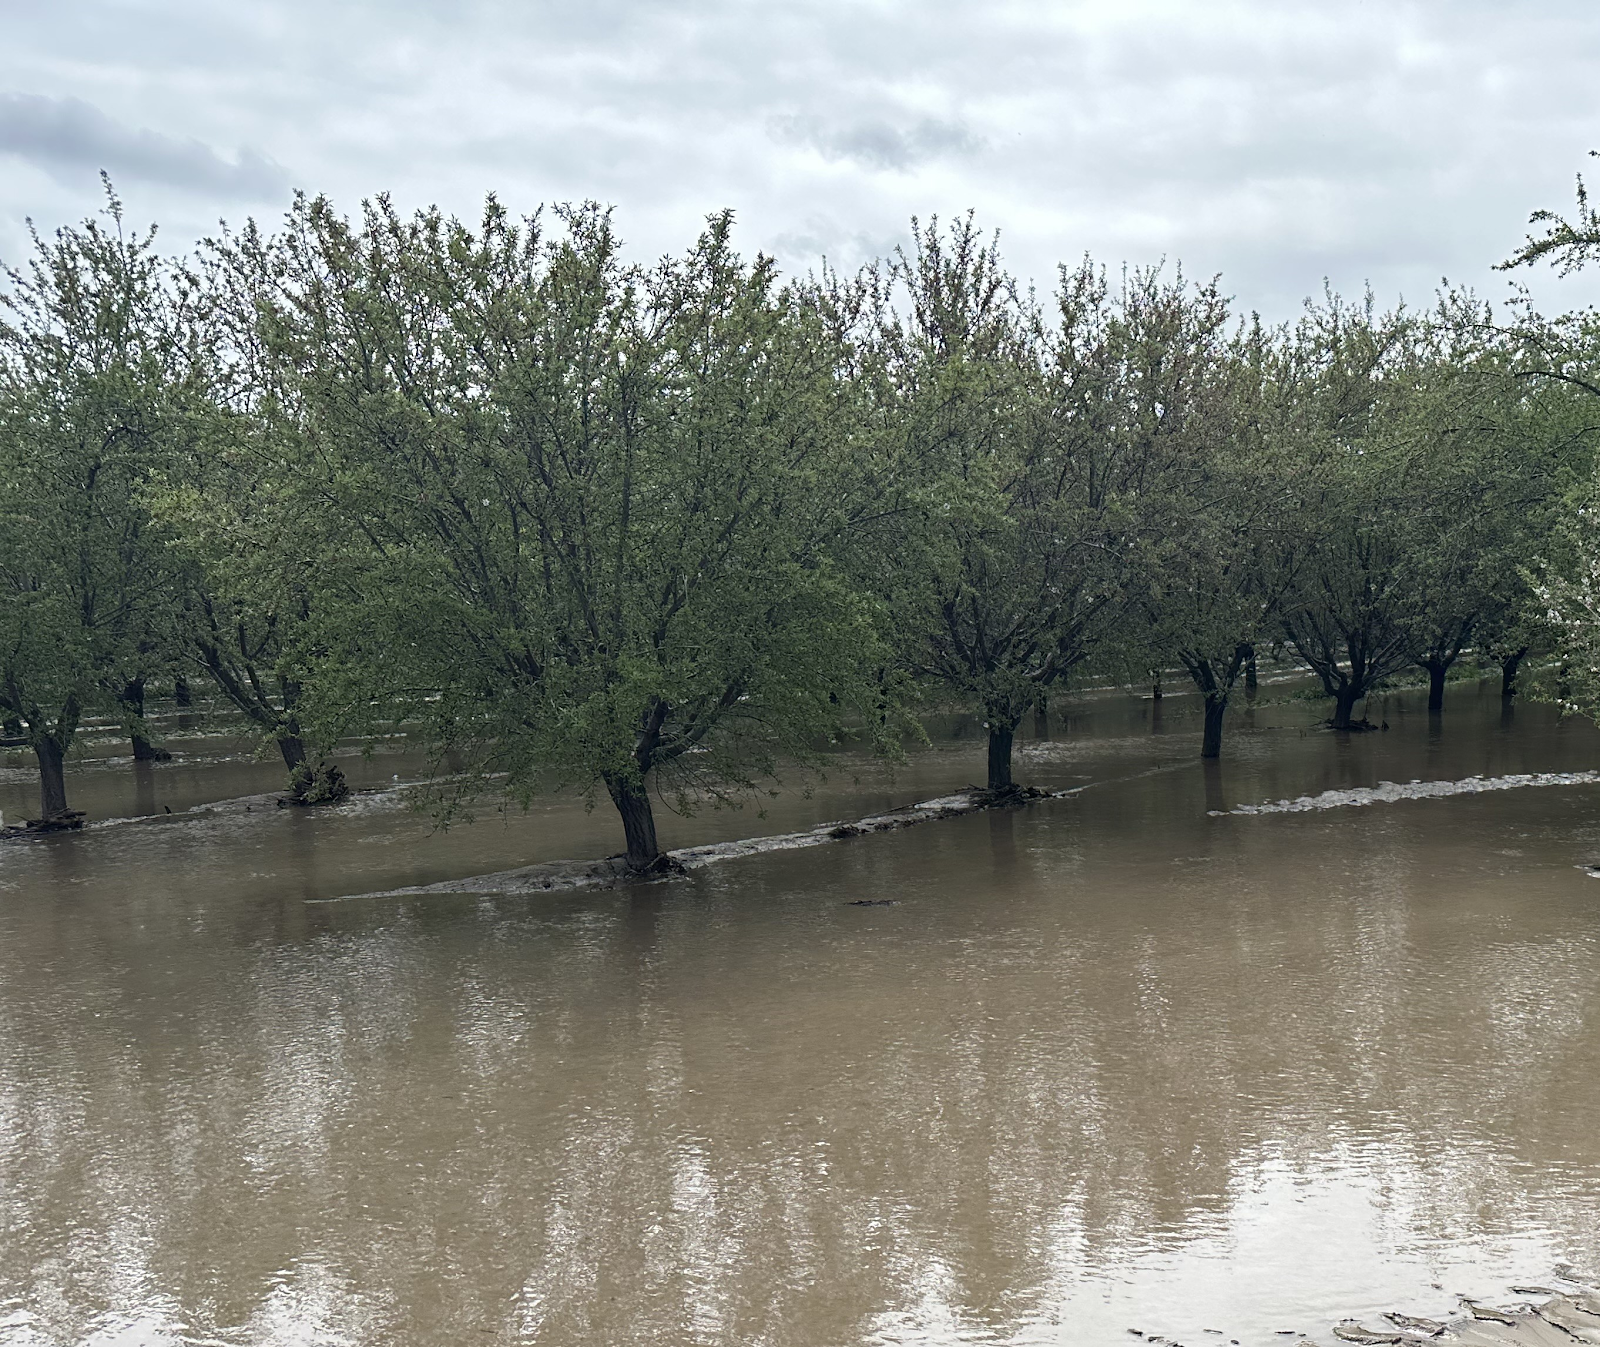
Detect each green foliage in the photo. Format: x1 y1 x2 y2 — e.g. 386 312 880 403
869 217 1049 748
285 758 349 805
872 218 1241 784
144 273 333 773
0 182 192 815
10 172 1600 839
1501 152 1600 278
1114 301 1290 733
205 195 903 862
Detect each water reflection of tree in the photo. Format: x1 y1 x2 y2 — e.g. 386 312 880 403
1 795 1599 1342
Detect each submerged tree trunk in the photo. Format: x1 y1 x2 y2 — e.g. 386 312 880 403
605 772 663 871
1179 646 1249 761
987 720 1016 793
1201 695 1227 759
1501 647 1527 700
35 736 69 820
1331 684 1362 730
1425 660 1448 713
119 677 171 762
1244 647 1258 699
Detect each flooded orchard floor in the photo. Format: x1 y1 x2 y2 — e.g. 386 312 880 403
2 681 1599 1346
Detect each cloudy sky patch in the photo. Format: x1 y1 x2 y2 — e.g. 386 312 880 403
2 0 1599 317
767 114 981 172
0 93 288 199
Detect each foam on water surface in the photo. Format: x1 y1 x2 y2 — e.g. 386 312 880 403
1219 770 1600 816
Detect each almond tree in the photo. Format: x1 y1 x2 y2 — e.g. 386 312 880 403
1137 321 1301 757
879 218 1230 788
1274 295 1428 730
0 188 187 824
219 196 895 868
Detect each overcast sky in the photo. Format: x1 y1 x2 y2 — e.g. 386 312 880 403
3 0 1599 319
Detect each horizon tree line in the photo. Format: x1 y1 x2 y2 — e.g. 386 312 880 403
4 175 1600 868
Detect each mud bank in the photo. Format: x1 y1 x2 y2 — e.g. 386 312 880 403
319 785 1075 902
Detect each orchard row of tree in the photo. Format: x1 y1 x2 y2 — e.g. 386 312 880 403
6 180 1600 867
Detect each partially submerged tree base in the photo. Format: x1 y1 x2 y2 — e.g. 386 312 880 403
971 783 1057 808
1325 717 1382 733
617 852 689 878
338 785 1080 902
278 760 350 807
2 810 88 837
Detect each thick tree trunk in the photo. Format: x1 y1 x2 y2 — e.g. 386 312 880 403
605 772 663 871
1244 647 1258 698
1501 648 1526 701
35 737 69 820
1201 695 1227 759
1331 685 1361 730
277 735 307 772
1426 661 1447 713
987 721 1015 793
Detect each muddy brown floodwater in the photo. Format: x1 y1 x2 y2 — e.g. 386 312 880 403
2 679 1599 1347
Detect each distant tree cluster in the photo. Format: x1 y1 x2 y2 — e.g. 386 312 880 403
4 179 1599 864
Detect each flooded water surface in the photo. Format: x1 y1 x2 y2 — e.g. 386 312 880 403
2 681 1599 1346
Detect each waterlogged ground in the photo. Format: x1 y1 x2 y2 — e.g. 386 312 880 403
2 678 1599 1346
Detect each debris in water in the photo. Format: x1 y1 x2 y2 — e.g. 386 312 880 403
0 810 87 837
845 899 897 906
1462 1299 1519 1326
1384 1310 1446 1335
1334 1324 1401 1344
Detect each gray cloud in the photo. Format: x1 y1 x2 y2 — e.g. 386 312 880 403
3 2 1600 319
768 216 910 276
0 92 288 199
767 113 981 172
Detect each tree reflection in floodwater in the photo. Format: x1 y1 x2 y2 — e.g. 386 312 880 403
1 680 1598 1346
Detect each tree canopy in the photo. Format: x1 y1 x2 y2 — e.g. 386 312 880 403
5 181 1600 854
